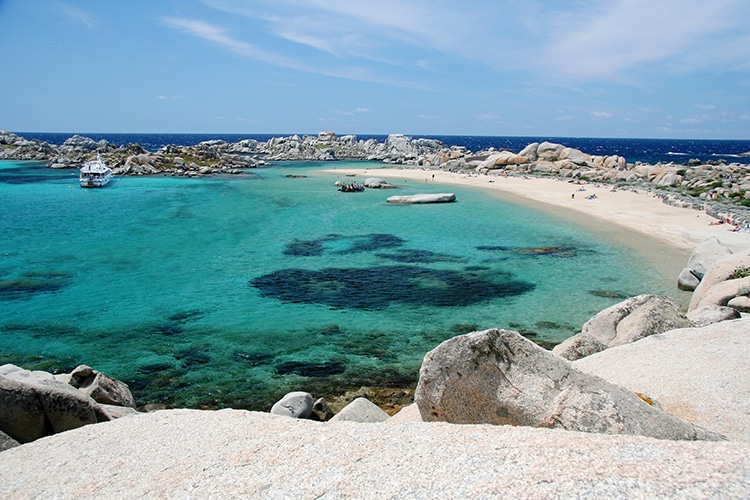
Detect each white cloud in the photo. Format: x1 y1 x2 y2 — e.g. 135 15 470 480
197 0 750 86
542 0 750 81
57 3 95 28
591 111 614 120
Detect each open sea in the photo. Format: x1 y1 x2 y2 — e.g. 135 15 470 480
1 134 748 410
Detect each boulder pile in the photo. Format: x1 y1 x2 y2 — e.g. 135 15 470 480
0 364 138 449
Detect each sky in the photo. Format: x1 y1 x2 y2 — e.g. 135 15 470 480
0 0 749 139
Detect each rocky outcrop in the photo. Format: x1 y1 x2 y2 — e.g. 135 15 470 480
363 177 396 188
386 193 456 204
575 317 750 441
3 130 750 220
678 237 734 290
64 365 136 408
688 249 750 312
0 375 110 444
0 364 137 444
415 329 721 441
1 409 748 497
552 294 692 361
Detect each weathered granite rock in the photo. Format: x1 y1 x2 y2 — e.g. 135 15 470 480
690 275 750 312
678 237 734 290
575 317 750 441
0 375 110 444
68 365 136 408
386 193 456 204
687 305 741 327
0 429 20 452
311 397 334 422
270 391 313 419
385 403 422 424
363 177 396 188
553 295 692 361
1 409 748 498
689 249 750 311
727 295 750 311
99 404 140 419
329 397 389 423
415 329 721 440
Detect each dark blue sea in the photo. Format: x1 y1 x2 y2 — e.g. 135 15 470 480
16 132 750 166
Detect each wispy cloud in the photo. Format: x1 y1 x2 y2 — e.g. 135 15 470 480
591 111 614 120
539 0 750 81
56 3 95 28
163 15 425 88
192 0 750 88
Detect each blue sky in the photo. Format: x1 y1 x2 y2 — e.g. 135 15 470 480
1 0 749 138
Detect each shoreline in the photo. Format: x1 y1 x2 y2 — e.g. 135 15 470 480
324 167 750 283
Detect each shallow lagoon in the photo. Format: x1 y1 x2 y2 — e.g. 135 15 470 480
0 160 678 409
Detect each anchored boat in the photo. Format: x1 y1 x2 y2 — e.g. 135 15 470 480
79 154 112 188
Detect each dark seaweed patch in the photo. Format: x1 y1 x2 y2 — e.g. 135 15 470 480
376 249 463 264
167 309 205 323
464 265 491 271
476 245 511 252
320 324 344 336
251 265 534 310
137 363 174 375
0 279 69 301
284 239 326 256
175 346 211 368
284 233 405 257
274 360 346 377
477 245 581 258
589 290 629 299
153 323 185 336
346 234 405 253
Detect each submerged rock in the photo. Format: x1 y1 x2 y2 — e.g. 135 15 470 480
386 193 456 204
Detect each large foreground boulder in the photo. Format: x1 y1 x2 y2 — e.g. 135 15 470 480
575 317 750 441
1 409 748 497
552 294 692 361
415 329 721 441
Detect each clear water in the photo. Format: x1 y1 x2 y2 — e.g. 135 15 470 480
0 160 677 409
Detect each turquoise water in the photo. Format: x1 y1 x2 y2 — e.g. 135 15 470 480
0 160 677 409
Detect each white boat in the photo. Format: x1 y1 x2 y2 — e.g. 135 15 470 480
79 154 112 188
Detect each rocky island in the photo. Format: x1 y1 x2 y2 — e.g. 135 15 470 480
3 130 750 225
